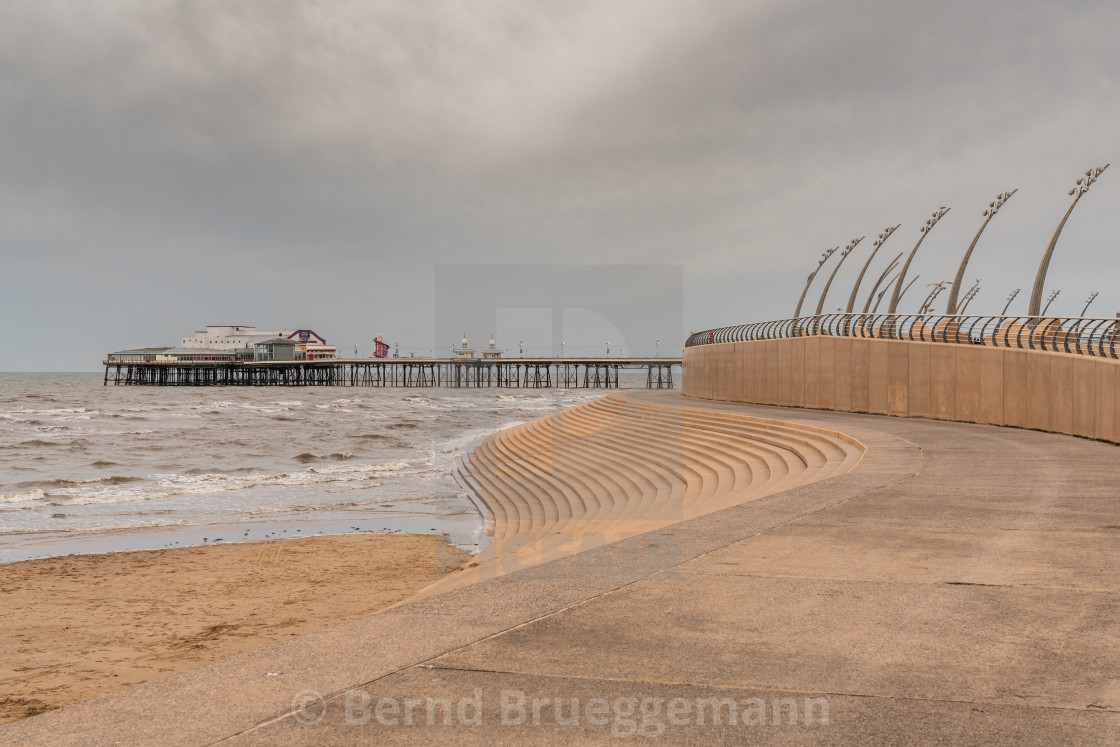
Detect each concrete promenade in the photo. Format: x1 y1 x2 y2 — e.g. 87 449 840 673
4 392 1120 744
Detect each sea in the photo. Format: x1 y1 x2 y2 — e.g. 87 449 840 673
0 372 630 563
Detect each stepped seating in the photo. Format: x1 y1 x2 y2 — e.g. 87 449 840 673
435 392 865 591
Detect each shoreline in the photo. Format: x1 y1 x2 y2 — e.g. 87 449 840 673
0 511 484 564
0 532 470 725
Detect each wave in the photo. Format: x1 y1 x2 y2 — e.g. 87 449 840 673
293 451 353 463
13 475 143 491
307 458 427 474
437 422 525 455
36 458 434 507
322 481 383 494
352 433 409 447
182 467 259 476
0 517 192 537
1 488 45 504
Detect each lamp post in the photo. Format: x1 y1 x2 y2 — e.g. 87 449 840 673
871 269 901 314
793 247 838 318
918 281 951 314
897 275 921 308
1041 289 1061 317
519 340 524 358
561 341 565 358
1029 165 1109 316
655 339 660 358
876 273 920 314
1080 291 1099 318
606 342 610 356
945 190 1016 314
957 280 982 315
888 207 950 314
862 253 904 314
846 225 899 315
815 237 865 318
1000 289 1021 316
1068 291 1100 342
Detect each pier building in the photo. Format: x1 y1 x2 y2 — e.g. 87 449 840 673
481 336 502 359
452 334 476 359
180 325 295 351
253 338 297 362
155 348 246 363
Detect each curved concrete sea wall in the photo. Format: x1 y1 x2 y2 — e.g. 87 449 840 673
434 392 865 591
684 336 1120 443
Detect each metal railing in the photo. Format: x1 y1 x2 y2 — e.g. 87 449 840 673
685 314 1120 359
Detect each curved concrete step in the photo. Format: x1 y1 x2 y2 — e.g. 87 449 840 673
439 392 866 590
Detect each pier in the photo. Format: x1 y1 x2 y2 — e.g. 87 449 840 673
102 357 681 388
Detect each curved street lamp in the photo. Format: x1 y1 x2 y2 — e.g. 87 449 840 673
945 190 1016 314
1041 289 1061 317
957 280 982 315
872 273 900 313
814 236 865 317
888 207 951 314
793 247 839 318
862 253 903 314
1000 288 1021 316
1068 291 1101 341
874 272 920 314
897 275 921 309
1079 291 1099 318
1029 165 1109 316
846 225 900 315
918 281 951 314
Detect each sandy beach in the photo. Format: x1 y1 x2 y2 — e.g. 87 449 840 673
0 533 469 725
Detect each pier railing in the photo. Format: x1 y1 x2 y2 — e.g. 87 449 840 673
685 314 1120 359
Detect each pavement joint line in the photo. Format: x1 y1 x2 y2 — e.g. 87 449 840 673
783 523 1120 536
680 571 1120 594
414 665 1120 716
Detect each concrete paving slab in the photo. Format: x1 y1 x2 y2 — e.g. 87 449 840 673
686 524 1120 590
428 573 1120 711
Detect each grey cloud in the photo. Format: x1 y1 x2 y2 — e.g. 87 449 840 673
2 0 1119 369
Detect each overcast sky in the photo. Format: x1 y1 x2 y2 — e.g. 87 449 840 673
3 0 1119 370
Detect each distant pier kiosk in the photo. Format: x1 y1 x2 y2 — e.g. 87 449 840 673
482 336 503 359
453 334 476 359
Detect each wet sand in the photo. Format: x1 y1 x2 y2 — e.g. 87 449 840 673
0 533 469 725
